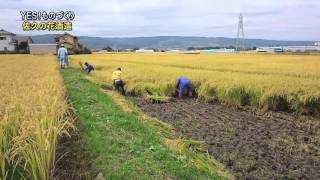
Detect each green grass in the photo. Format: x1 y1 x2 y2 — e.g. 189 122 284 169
60 68 230 179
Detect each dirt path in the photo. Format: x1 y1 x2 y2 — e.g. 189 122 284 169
54 130 92 180
135 99 320 179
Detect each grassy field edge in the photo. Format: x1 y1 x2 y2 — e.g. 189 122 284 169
60 68 232 179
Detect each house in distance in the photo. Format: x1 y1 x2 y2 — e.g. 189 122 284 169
0 29 33 53
55 32 80 49
0 30 90 54
30 32 84 55
54 32 91 54
0 29 17 51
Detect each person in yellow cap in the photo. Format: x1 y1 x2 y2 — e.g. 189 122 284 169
112 67 125 95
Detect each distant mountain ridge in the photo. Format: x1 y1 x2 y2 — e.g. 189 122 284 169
31 34 316 50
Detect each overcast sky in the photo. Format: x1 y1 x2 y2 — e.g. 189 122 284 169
0 0 319 40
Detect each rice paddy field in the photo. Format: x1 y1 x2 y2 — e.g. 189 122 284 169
1 53 319 179
71 53 320 115
69 53 320 179
0 55 72 179
0 54 232 179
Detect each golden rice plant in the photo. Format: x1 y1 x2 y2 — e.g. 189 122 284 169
0 55 72 179
70 53 320 115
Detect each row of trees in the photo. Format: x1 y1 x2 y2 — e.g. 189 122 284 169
187 46 258 51
101 45 259 52
101 46 164 52
67 47 92 55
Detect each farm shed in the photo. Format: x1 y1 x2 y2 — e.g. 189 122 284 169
29 44 57 55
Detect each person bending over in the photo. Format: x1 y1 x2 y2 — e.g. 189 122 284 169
176 76 193 98
112 67 125 95
84 62 94 74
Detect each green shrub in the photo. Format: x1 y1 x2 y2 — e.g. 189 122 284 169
67 47 92 55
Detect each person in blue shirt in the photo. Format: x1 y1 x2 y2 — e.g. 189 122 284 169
57 44 68 69
176 76 193 98
84 62 94 74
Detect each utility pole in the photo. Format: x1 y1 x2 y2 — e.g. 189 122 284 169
236 14 245 51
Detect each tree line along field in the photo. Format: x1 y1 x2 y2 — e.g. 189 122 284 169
71 53 320 116
0 55 72 179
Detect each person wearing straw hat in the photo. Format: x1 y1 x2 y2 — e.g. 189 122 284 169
57 44 68 69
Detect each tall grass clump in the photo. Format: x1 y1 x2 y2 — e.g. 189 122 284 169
126 82 159 96
291 95 320 116
0 55 72 179
218 86 252 106
158 82 176 96
260 91 289 111
196 82 216 101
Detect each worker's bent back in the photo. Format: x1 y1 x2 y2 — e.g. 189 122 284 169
112 70 122 81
